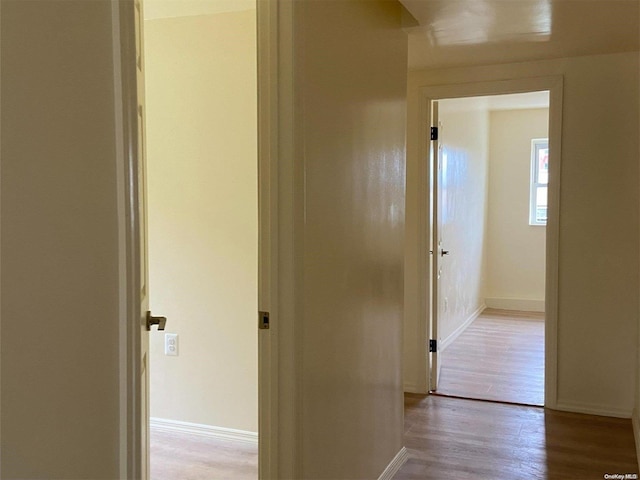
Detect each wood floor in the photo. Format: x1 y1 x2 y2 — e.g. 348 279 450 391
150 428 257 480
150 399 638 480
437 308 545 405
149 398 638 480
396 394 639 480
150 314 637 480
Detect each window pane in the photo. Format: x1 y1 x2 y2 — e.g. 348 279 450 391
537 146 549 184
536 186 547 222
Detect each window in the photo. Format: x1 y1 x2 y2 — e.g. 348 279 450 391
530 139 548 226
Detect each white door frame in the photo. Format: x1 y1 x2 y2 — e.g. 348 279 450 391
111 0 145 476
256 0 277 475
415 76 564 409
113 0 297 477
256 0 302 477
256 0 275 475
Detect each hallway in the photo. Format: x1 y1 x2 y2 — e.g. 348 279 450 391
396 394 637 479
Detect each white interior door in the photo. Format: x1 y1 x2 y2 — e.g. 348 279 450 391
430 100 443 392
134 0 151 477
134 0 170 475
114 0 152 475
133 1 171 477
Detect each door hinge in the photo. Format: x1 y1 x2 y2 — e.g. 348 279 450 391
429 339 437 353
430 126 438 141
259 311 270 330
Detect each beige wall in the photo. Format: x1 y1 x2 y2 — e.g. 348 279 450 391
144 10 258 432
437 102 489 346
405 51 639 416
296 1 408 477
1 1 121 477
486 108 548 310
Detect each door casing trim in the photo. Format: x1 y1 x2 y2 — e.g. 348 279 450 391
413 76 563 408
115 0 294 477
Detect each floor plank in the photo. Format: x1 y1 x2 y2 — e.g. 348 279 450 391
150 428 257 480
437 308 545 405
396 394 638 480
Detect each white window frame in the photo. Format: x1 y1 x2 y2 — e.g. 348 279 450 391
530 138 549 226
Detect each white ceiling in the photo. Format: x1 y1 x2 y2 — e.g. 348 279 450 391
144 0 255 20
438 91 550 114
401 0 640 69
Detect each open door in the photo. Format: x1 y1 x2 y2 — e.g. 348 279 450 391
119 1 276 476
430 100 442 392
115 0 166 477
131 0 204 475
133 0 154 477
133 0 155 477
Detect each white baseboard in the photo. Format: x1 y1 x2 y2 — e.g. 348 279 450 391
441 304 485 351
485 297 544 312
403 382 427 394
555 401 632 419
150 417 258 444
378 447 409 480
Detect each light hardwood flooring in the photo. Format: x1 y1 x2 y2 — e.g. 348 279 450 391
437 308 545 405
396 394 639 480
150 428 257 480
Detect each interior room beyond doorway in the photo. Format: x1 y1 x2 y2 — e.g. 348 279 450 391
432 91 550 406
142 2 259 478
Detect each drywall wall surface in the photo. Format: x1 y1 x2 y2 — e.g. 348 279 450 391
296 1 407 477
1 0 120 477
144 10 258 432
405 51 639 415
552 52 638 414
437 102 489 344
486 108 548 308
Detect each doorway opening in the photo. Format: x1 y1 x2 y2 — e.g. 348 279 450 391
425 84 561 408
142 4 259 478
